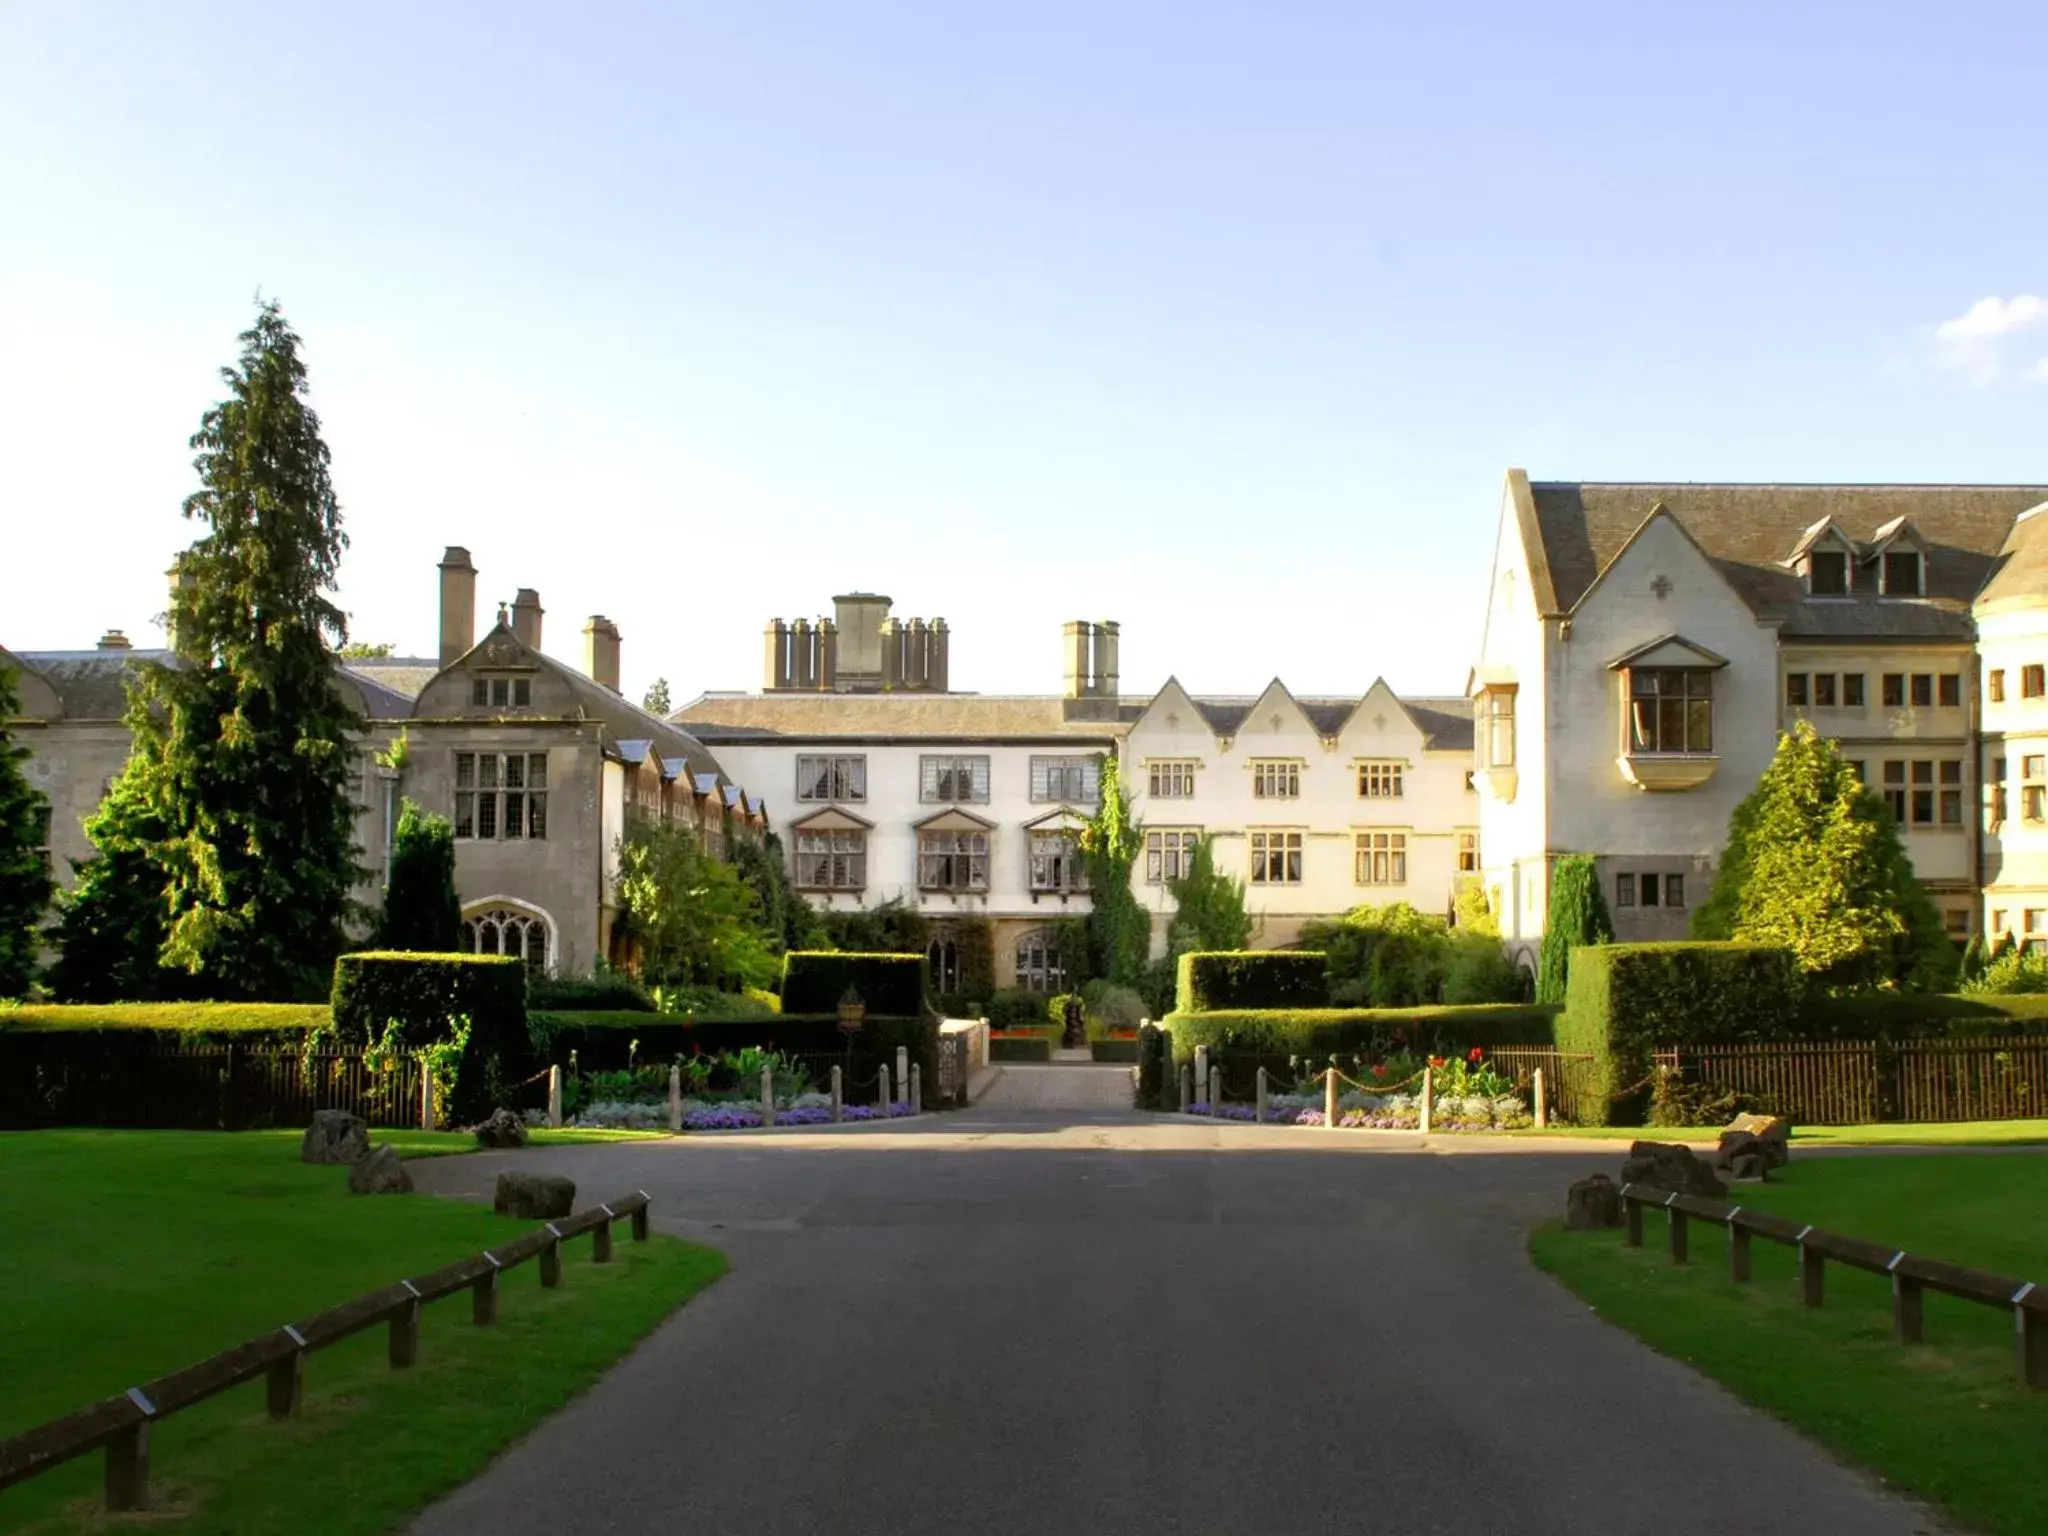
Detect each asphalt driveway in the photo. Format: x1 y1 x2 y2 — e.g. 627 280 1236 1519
406 1108 1945 1536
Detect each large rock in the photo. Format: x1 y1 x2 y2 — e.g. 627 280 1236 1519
1714 1130 1773 1181
473 1108 529 1149
1620 1140 1729 1199
494 1170 576 1220
1723 1113 1791 1168
301 1109 370 1166
347 1145 413 1195
1564 1173 1623 1230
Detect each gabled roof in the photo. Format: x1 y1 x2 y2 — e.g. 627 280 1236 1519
789 804 872 832
11 648 170 719
1976 504 2048 614
913 806 996 833
676 692 1131 741
1519 479 2048 639
1607 634 1731 671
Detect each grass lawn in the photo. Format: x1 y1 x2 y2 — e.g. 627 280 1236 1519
0 1129 724 1535
1531 1154 2048 1536
383 1126 674 1158
1510 1118 2048 1147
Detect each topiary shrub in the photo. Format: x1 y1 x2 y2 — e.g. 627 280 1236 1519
1536 855 1611 1005
1136 1021 1172 1108
528 969 656 1013
1176 951 1329 1013
985 988 1048 1027
330 951 530 1123
1164 1003 1559 1063
990 1035 1053 1063
1559 941 1803 1126
779 952 926 1017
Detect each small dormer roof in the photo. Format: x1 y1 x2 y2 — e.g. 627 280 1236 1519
1606 634 1731 671
1866 515 1927 554
1781 516 1859 567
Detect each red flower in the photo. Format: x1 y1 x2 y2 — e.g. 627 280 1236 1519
1370 1063 1388 1079
1428 1055 1447 1069
1468 1047 1484 1063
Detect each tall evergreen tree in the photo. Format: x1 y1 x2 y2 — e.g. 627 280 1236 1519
641 677 672 715
374 799 461 950
1535 854 1612 1004
1694 721 1951 991
103 301 365 1001
0 667 55 996
48 763 192 1002
1079 751 1148 985
1165 836 1253 957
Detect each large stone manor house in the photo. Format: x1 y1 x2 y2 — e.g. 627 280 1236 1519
10 472 2048 990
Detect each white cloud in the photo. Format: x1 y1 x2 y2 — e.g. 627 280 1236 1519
2036 356 2048 384
1935 293 2048 382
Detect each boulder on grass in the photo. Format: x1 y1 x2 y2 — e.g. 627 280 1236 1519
494 1170 575 1220
1620 1140 1729 1199
347 1145 413 1195
474 1108 529 1149
1564 1173 1623 1229
302 1109 370 1166
1723 1113 1791 1168
1713 1130 1774 1181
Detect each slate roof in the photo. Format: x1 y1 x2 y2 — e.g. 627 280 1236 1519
1520 480 2048 640
9 649 168 718
1976 506 2048 614
340 656 440 700
678 690 1473 750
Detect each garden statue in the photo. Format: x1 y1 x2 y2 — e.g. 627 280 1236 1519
1061 994 1085 1049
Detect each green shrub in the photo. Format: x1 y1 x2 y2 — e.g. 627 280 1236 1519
990 1035 1053 1063
330 951 530 1123
1176 951 1329 1012
374 800 461 951
1087 983 1148 1029
1559 942 1803 1126
528 970 656 1013
0 1002 330 1038
648 983 777 1019
985 989 1048 1027
1792 991 2048 1039
1648 1074 1780 1127
528 1008 937 1075
1536 854 1611 1005
1163 1004 1559 1063
1961 947 2048 996
1045 991 1082 1028
779 952 926 1016
1090 1038 1139 1063
1442 935 1527 1004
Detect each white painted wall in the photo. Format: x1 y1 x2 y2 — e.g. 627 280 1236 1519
1978 604 2048 938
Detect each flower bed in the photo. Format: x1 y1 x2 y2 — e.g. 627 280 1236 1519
1182 1087 1532 1131
529 1091 918 1132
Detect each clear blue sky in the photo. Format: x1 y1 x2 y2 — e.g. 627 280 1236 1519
3 2 2043 702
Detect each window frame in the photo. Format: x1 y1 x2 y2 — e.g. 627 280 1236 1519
2024 665 2046 701
453 751 549 841
1250 759 1303 799
1144 828 1202 885
1248 829 1304 885
917 828 990 893
1029 755 1100 805
1457 830 1479 874
1146 759 1198 799
795 754 867 804
1353 829 1408 886
1027 829 1087 894
1807 549 1849 596
793 827 867 891
1625 667 1714 756
1356 760 1406 799
918 754 990 805
1881 549 1924 597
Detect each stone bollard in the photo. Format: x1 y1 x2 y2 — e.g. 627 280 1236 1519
1419 1067 1434 1135
547 1065 562 1129
1208 1066 1220 1115
668 1064 682 1133
1256 1067 1268 1125
910 1063 922 1114
1532 1067 1547 1129
1179 1064 1191 1112
895 1047 909 1101
831 1065 843 1123
879 1065 892 1115
1324 1066 1338 1129
760 1064 774 1129
1194 1047 1210 1103
421 1061 437 1131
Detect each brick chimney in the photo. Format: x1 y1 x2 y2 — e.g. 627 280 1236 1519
510 588 544 650
438 547 477 667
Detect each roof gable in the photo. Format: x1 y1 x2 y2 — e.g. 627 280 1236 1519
1606 634 1731 671
0 647 65 720
1233 678 1321 746
1332 677 1427 751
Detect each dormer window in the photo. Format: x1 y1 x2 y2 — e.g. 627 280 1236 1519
1882 549 1923 596
1807 550 1849 596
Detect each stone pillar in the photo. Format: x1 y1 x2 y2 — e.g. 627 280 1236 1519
895 1047 910 1102
1324 1067 1338 1129
1194 1047 1209 1102
1419 1067 1434 1134
792 618 814 690
547 1065 562 1128
905 619 928 689
879 1064 892 1113
880 619 904 690
910 1064 922 1114
764 620 790 689
1062 621 1091 697
760 1064 775 1128
1256 1067 1268 1125
930 619 950 692
831 1065 843 1123
667 1065 682 1133
1532 1068 1547 1129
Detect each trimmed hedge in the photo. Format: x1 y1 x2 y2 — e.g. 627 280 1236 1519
529 1009 937 1074
1794 991 2048 1040
780 952 927 1017
1090 1038 1139 1063
1560 942 1803 1126
0 1003 330 1038
990 1035 1052 1063
526 973 655 1012
1176 951 1330 1013
330 951 531 1123
1163 1004 1559 1062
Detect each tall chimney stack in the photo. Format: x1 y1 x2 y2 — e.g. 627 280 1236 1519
792 618 815 690
930 618 950 693
880 618 904 690
1095 620 1120 698
905 618 928 690
583 616 622 693
510 587 544 650
764 619 790 690
817 619 838 690
437 547 477 667
1062 621 1092 698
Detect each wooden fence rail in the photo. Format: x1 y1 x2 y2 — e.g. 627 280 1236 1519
1674 1037 2048 1125
0 1190 653 1512
1617 1182 2048 1390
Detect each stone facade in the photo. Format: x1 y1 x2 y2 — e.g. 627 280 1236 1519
1472 472 2048 957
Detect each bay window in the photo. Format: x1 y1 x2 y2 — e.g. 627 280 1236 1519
1628 668 1714 754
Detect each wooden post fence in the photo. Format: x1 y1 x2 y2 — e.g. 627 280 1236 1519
0 1191 655 1513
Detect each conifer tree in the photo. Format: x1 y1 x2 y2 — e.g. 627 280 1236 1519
1079 751 1148 984
0 667 55 996
1694 721 1950 990
1535 854 1611 1004
1165 836 1253 957
48 765 188 1002
117 300 364 1000
642 677 672 715
374 799 461 950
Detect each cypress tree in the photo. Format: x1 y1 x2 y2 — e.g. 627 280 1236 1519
0 667 55 996
374 799 461 950
123 300 365 1000
1165 836 1254 957
1536 854 1611 1004
1079 752 1149 985
1694 721 1949 991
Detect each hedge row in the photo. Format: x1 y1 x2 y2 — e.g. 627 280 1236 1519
1795 991 2048 1039
1163 1004 1560 1062
1176 951 1328 1012
0 1003 331 1039
330 952 532 1124
780 952 927 1016
1560 942 1804 1126
529 1010 937 1073
990 1036 1052 1063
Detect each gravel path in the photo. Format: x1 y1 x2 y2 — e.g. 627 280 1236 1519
406 1111 1948 1536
